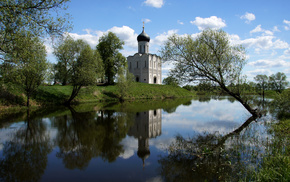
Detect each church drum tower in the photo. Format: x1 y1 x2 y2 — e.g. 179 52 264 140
127 25 162 84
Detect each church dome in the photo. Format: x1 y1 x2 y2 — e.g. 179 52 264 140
137 28 150 42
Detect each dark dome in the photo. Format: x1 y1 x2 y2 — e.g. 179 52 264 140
137 30 150 42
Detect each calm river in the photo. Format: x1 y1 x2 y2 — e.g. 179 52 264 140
0 96 272 181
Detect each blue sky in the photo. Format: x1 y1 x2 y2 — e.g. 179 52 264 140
47 0 290 82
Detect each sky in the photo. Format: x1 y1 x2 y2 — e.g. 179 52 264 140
47 0 290 82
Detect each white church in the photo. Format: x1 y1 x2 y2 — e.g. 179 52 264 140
127 25 162 84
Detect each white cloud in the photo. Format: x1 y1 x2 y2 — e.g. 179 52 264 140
44 38 54 56
284 49 290 55
264 30 274 36
190 16 226 31
248 59 290 68
271 51 277 56
242 36 274 49
232 35 289 51
240 12 256 24
250 25 273 35
177 20 184 25
128 6 136 11
69 32 101 47
152 29 179 46
143 18 152 24
273 26 280 32
119 137 138 159
246 69 272 76
250 25 263 34
283 19 290 30
108 26 138 48
273 39 289 49
144 0 164 8
68 26 138 50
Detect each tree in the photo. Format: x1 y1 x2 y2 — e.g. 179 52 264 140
163 75 179 86
96 32 126 85
2 34 48 107
0 0 71 57
65 43 103 105
116 67 134 101
161 29 259 116
268 72 288 93
53 35 79 85
254 74 268 100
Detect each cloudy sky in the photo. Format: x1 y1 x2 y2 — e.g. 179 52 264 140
48 0 290 82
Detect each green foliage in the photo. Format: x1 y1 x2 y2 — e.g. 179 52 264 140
183 85 195 91
53 36 104 105
116 67 135 101
0 0 71 56
269 72 289 93
53 35 87 85
2 34 48 106
161 29 246 86
0 83 26 106
252 119 290 182
96 32 126 85
254 74 268 91
270 89 290 120
72 44 102 86
66 42 104 105
163 75 179 86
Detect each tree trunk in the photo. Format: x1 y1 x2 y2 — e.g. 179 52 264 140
221 84 260 117
27 94 30 107
65 85 82 106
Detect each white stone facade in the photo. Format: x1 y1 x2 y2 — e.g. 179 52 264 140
127 53 162 84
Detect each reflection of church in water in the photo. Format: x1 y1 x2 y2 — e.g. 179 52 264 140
127 109 162 167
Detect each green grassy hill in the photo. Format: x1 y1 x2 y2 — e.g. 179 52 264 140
36 82 194 104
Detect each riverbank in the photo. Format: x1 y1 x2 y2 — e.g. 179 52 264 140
248 118 290 181
0 82 195 110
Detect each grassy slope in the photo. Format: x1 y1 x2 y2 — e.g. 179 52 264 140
34 82 194 105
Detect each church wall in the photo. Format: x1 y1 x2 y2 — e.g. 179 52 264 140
127 54 161 84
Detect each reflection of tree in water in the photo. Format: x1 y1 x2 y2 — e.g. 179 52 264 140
54 107 135 169
0 110 52 182
158 116 267 181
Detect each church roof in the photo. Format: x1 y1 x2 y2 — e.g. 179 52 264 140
137 27 150 42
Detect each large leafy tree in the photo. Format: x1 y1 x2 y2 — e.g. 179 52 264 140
161 29 259 116
0 0 71 57
53 35 78 85
254 74 268 100
96 32 126 85
2 33 48 107
65 42 104 105
268 72 288 93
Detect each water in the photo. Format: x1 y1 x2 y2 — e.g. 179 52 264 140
0 97 273 181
